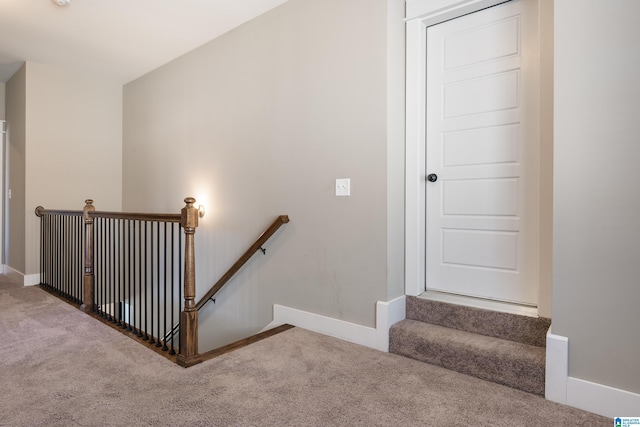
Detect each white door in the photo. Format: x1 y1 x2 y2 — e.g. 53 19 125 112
425 0 540 305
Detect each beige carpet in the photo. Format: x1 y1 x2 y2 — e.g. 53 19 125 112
0 275 609 426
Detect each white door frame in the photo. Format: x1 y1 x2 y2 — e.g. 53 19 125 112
404 0 511 296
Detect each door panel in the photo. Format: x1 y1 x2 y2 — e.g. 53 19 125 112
426 0 539 305
443 124 519 167
442 229 518 270
444 71 519 118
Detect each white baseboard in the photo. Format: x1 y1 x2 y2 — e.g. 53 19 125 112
546 332 568 403
1 266 40 286
5 266 23 284
24 273 40 286
262 296 406 352
546 331 640 418
566 377 640 419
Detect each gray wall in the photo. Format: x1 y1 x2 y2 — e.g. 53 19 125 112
554 0 640 393
4 62 123 277
5 65 26 273
0 82 5 119
23 62 123 275
123 0 403 351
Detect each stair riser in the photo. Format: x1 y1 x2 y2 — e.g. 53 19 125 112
390 320 546 396
406 296 550 347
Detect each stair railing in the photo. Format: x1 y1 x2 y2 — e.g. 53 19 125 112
196 215 290 310
163 215 290 342
35 197 202 367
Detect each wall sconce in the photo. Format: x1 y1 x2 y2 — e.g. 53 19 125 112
198 205 205 218
52 0 71 6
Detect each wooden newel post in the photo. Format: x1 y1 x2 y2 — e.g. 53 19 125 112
177 197 202 367
82 199 95 312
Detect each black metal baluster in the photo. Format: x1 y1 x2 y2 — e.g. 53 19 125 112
70 216 75 301
99 217 103 317
79 216 82 305
149 222 155 345
69 216 73 300
104 217 108 318
99 217 102 314
60 215 64 295
79 215 82 303
71 216 75 301
49 215 53 290
48 215 52 289
71 216 75 302
69 216 72 300
162 222 168 351
117 219 122 326
52 215 55 290
122 219 127 329
169 223 176 355
61 215 64 295
44 215 48 286
132 220 138 335
73 215 78 303
52 215 55 291
52 215 56 293
64 216 69 299
41 215 46 288
155 222 161 348
95 217 100 316
56 215 61 294
111 218 116 323
143 221 149 341
137 220 142 337
103 218 107 318
178 223 183 353
46 215 50 289
127 220 133 331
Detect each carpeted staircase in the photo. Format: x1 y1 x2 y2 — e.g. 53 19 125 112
390 296 551 396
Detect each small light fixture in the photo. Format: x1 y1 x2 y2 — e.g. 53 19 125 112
198 205 205 218
52 0 71 6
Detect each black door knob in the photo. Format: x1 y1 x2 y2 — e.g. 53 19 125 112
427 174 438 182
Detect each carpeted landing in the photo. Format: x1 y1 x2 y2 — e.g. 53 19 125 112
0 276 607 426
390 296 551 396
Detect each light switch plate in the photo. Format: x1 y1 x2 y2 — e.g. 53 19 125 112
335 178 350 196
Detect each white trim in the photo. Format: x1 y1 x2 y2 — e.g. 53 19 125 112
374 296 407 351
405 0 506 297
406 0 510 25
566 377 640 419
4 265 24 285
545 331 568 404
422 291 538 317
262 296 406 352
2 266 40 286
24 273 40 286
404 17 427 297
545 332 640 418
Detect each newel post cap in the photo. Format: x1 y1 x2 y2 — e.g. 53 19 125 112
83 199 95 221
182 197 199 229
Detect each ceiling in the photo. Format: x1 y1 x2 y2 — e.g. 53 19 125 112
0 0 289 84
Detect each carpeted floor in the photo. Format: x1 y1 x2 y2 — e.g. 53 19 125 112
0 275 610 426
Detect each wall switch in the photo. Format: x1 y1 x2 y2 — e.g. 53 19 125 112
335 178 350 196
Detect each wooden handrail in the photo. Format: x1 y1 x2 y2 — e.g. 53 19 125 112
35 207 182 223
195 215 290 311
90 211 181 223
35 206 82 217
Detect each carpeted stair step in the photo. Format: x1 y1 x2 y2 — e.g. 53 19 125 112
390 319 546 395
406 296 551 347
